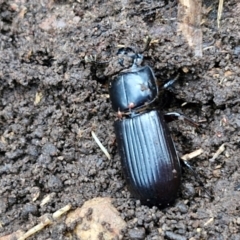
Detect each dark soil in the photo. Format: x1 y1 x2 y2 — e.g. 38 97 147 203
0 0 240 239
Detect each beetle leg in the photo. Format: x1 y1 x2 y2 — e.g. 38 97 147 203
164 112 199 127
90 62 109 85
163 73 180 90
117 108 123 119
182 160 213 199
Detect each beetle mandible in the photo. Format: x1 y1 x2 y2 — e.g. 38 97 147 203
104 47 200 208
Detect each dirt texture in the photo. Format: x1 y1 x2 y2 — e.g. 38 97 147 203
0 0 240 239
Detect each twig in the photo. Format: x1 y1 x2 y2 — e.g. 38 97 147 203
18 215 52 240
53 204 71 219
178 0 203 57
181 148 204 161
204 217 214 226
209 143 225 162
18 204 72 240
217 0 224 29
91 131 111 160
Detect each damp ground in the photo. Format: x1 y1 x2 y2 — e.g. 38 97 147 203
0 0 239 239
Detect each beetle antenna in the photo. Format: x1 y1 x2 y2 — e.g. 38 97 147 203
163 73 180 91
182 160 213 199
90 62 108 84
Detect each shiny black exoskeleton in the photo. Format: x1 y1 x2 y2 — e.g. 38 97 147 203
107 48 197 208
90 47 202 208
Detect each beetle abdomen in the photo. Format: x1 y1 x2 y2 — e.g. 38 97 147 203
114 110 181 207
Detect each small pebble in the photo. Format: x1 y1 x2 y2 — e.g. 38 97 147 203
176 202 188 214
47 175 63 192
182 183 195 199
165 231 186 240
21 203 38 219
0 198 8 214
42 142 58 156
128 228 146 240
212 169 221 178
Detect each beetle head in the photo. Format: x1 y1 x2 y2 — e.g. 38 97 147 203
117 47 143 69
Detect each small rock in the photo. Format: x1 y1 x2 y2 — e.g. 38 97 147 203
65 197 126 240
212 169 221 178
0 230 24 240
21 203 38 219
38 154 51 166
6 149 24 159
0 198 8 214
33 126 44 138
0 164 12 174
26 145 39 157
42 142 57 156
182 183 195 199
176 202 188 214
128 228 146 240
165 231 186 240
192 220 199 228
39 16 56 31
47 175 63 192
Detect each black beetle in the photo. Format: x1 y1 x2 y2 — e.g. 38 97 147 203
105 48 200 208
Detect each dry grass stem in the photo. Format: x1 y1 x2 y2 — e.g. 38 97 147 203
217 0 224 29
209 143 225 162
91 131 111 160
178 0 203 57
18 204 72 240
181 148 204 161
